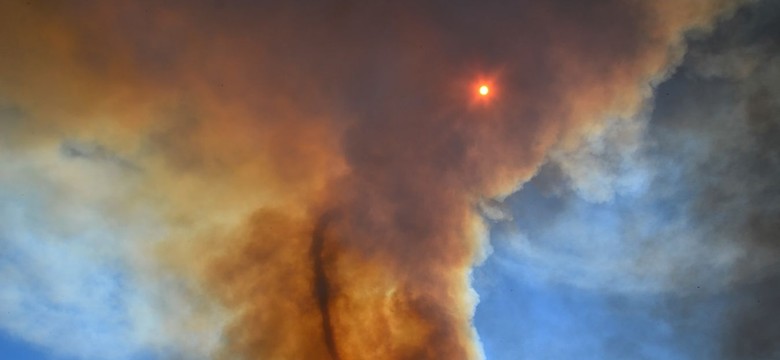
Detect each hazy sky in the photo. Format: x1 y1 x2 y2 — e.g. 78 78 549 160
0 1 778 359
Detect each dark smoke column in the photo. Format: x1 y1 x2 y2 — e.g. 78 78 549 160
310 213 341 360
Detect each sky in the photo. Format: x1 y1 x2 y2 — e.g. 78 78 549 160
0 1 778 359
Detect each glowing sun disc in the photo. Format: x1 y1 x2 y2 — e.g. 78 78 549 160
479 85 489 96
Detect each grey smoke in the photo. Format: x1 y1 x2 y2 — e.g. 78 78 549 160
489 1 780 358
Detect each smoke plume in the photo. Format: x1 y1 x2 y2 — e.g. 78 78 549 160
0 1 751 359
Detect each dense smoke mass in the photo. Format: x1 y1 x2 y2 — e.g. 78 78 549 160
0 1 777 359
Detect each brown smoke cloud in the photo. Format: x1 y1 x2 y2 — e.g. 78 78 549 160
0 1 747 359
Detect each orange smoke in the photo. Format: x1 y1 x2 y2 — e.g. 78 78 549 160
0 1 747 359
